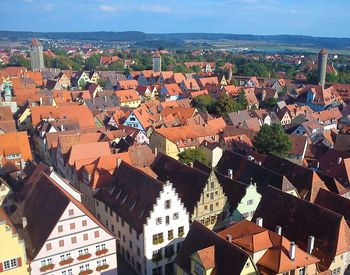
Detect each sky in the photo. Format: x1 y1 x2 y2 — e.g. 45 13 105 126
0 0 349 38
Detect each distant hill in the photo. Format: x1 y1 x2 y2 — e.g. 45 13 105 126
0 30 349 50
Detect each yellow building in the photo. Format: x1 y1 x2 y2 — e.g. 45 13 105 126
115 89 141 108
149 125 220 160
0 208 29 275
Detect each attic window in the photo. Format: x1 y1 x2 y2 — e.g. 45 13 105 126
129 201 137 211
122 194 128 204
139 208 145 218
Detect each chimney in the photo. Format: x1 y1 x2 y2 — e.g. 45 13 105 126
256 217 263 227
337 157 342 165
316 161 320 169
226 234 233 242
60 124 64 132
275 226 282 235
49 166 53 172
189 162 193 168
289 242 296 261
104 95 107 103
154 147 158 157
228 169 233 179
22 217 27 228
307 236 315 254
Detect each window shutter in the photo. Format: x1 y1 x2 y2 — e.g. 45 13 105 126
0 262 3 272
17 257 22 267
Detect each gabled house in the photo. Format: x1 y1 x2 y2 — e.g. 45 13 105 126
0 208 29 275
115 89 141 108
94 161 189 275
116 79 138 91
253 186 350 273
159 84 183 101
10 171 118 275
72 71 90 88
151 153 262 229
175 221 258 275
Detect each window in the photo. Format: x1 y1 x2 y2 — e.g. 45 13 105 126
129 225 132 234
94 231 100 238
78 248 89 256
116 215 119 223
173 212 179 220
123 235 126 242
3 258 18 271
60 253 71 261
164 200 171 209
118 231 121 238
156 217 162 225
210 182 214 189
121 219 125 227
204 205 208 210
299 268 305 275
96 244 106 251
62 269 73 275
46 243 52 251
168 230 173 240
59 240 65 247
58 225 63 232
129 240 133 249
83 233 88 241
71 237 77 244
97 259 107 266
70 223 75 230
194 262 204 275
137 247 141 256
82 220 87 227
165 216 170 225
178 226 184 237
41 258 52 267
210 204 213 212
247 199 253 206
68 209 74 216
79 263 90 272
152 233 164 244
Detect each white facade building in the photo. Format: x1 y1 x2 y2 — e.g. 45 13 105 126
94 162 189 275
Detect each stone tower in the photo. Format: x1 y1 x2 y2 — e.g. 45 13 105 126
30 38 44 71
152 49 161 72
317 48 328 88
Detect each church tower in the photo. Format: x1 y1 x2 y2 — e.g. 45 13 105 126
152 49 161 72
30 38 44 71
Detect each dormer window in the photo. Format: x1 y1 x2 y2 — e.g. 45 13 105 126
194 262 205 275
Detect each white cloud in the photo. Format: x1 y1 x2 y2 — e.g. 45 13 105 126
139 5 170 13
99 4 119 12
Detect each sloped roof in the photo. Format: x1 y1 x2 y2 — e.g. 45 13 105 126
175 221 251 274
150 153 209 214
253 186 350 271
94 161 164 234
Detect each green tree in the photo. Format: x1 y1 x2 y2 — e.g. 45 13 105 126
236 90 248 110
214 93 237 117
178 148 209 166
8 56 31 69
191 94 214 113
260 98 278 109
253 124 292 157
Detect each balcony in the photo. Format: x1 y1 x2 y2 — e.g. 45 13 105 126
77 253 92 261
96 248 109 256
96 264 109 272
59 258 74 266
79 270 93 275
152 253 163 263
40 264 55 272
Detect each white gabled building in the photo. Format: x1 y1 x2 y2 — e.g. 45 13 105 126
10 170 118 275
94 161 189 275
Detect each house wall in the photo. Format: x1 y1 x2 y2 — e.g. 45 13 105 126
120 100 141 109
31 201 117 275
232 184 262 223
191 172 230 231
143 182 189 275
0 220 29 275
